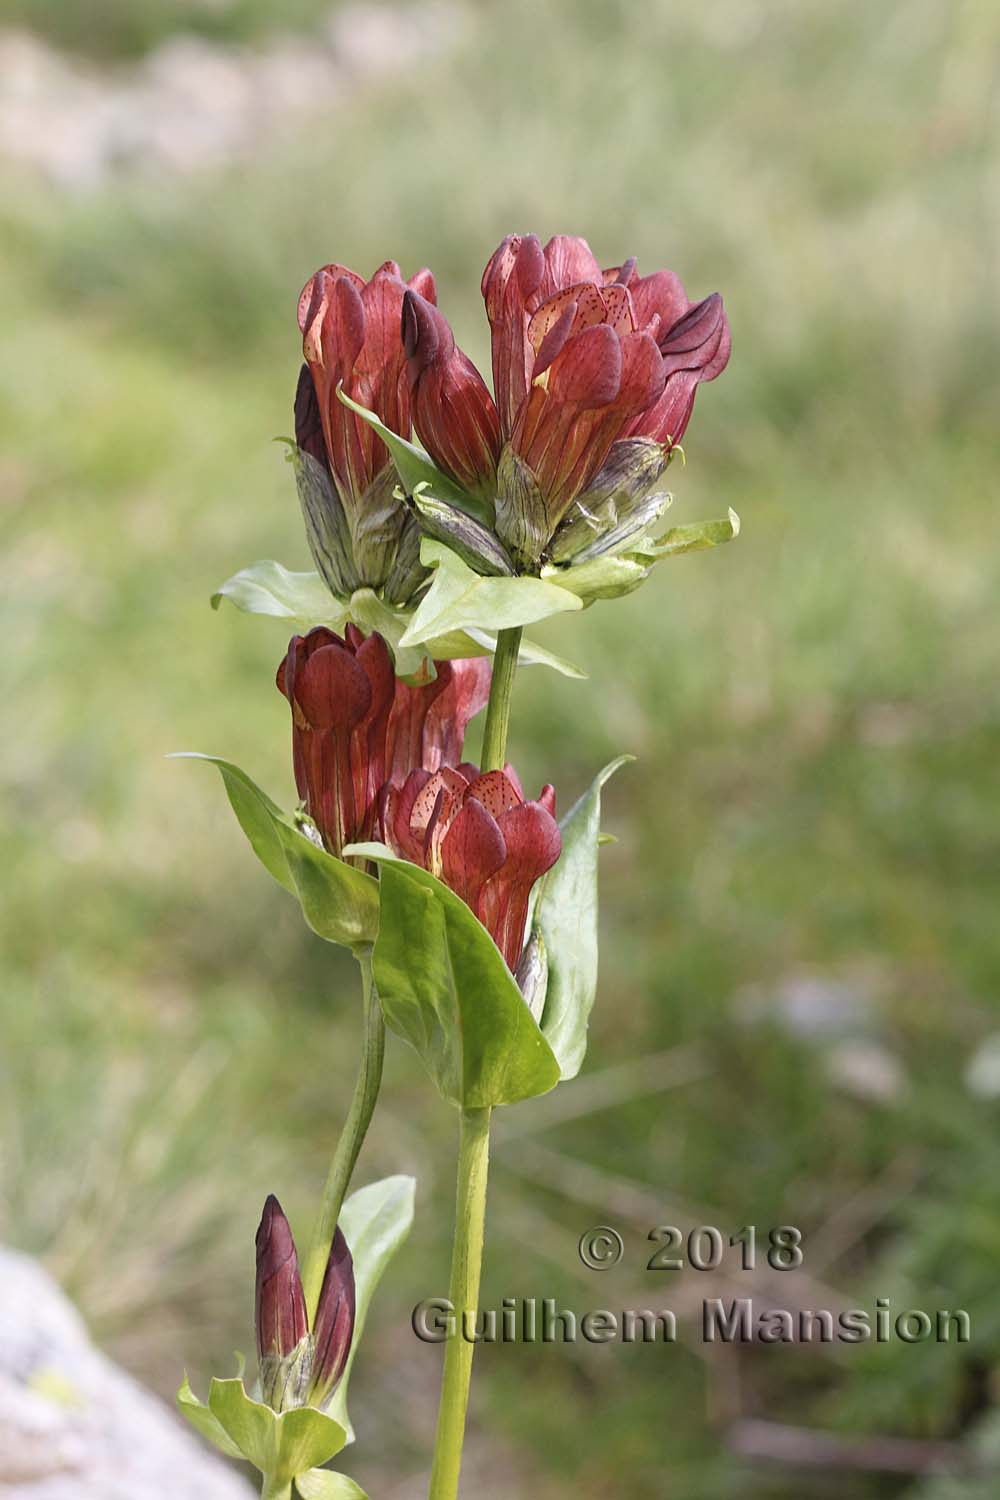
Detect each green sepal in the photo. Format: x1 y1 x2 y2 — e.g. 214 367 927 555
531 757 633 1079
177 1373 245 1460
211 565 584 678
400 540 581 648
296 1471 368 1500
346 845 561 1107
336 385 492 526
172 755 378 952
328 1175 415 1442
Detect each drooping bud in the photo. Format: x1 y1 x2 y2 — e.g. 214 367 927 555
546 438 671 565
308 1227 356 1410
515 929 549 1023
410 490 516 577
255 1196 312 1412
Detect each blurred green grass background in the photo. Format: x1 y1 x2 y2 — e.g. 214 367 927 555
1 0 999 1495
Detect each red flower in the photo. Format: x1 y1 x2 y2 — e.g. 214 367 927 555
295 259 436 600
379 765 561 970
277 627 490 858
400 235 730 567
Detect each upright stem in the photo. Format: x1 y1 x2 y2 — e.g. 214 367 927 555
428 1106 492 1500
301 945 385 1322
260 1479 292 1500
480 626 522 772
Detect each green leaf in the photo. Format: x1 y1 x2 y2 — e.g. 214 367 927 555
212 561 348 628
634 507 741 559
172 755 378 951
327 1174 415 1441
544 554 649 605
464 628 586 680
401 541 581 648
210 560 585 677
544 509 741 606
296 1471 368 1500
336 385 492 526
347 846 561 1107
532 757 633 1079
208 1379 347 1483
177 1374 245 1461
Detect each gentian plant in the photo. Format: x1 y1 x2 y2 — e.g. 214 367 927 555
180 235 734 1498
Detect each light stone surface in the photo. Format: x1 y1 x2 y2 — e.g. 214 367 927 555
0 1247 252 1499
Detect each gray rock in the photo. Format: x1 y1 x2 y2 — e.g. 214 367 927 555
0 1247 252 1499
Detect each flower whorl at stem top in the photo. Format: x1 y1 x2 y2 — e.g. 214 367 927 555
295 259 437 603
402 234 730 570
379 765 561 972
276 625 491 857
255 1195 355 1413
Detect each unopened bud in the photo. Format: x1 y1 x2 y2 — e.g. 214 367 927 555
255 1195 312 1411
308 1226 356 1409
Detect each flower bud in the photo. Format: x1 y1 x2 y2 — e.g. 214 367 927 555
308 1226 356 1410
255 1195 312 1412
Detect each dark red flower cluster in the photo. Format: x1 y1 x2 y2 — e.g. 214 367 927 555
401 233 730 566
277 626 559 971
277 626 490 857
380 765 560 970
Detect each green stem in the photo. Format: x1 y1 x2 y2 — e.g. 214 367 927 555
480 626 522 772
260 1479 293 1500
301 946 385 1322
428 1106 492 1500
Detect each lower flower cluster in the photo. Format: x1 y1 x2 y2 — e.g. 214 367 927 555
278 627 560 974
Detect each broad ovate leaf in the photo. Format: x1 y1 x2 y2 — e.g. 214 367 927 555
347 845 561 1108
532 757 632 1079
173 755 378 952
210 565 584 679
212 561 349 629
328 1175 415 1442
297 1472 368 1500
177 1374 245 1461
207 1378 346 1483
400 540 581 648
